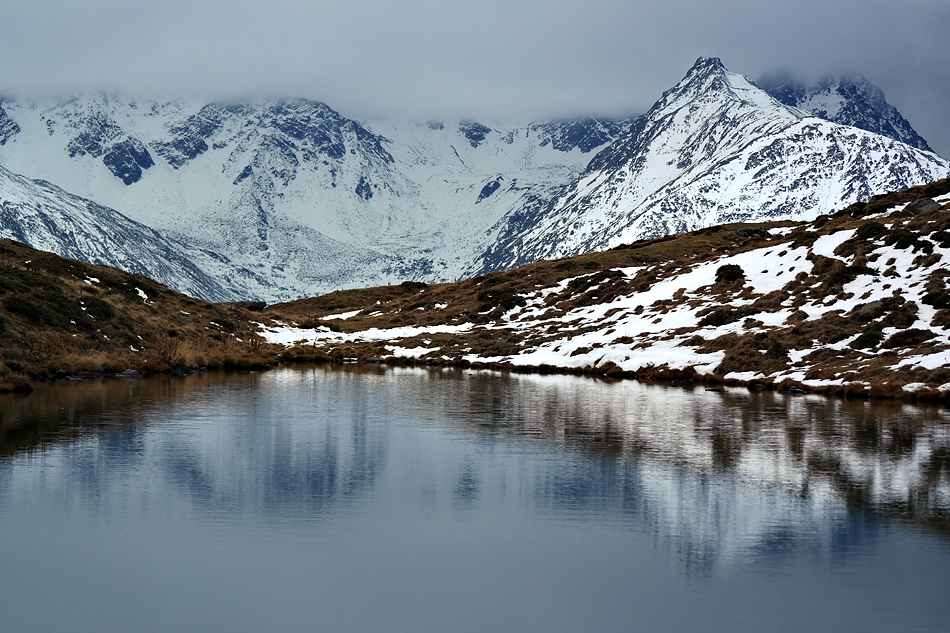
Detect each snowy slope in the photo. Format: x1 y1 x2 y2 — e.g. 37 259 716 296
0 96 628 299
757 71 933 152
477 58 950 272
0 164 232 301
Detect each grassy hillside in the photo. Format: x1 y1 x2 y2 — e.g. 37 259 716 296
262 178 950 401
0 239 276 392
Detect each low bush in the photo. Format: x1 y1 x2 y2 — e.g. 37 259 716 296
792 231 820 247
567 269 624 294
850 331 884 349
477 287 526 312
883 229 933 253
922 291 950 309
855 222 887 241
715 264 745 283
826 265 878 288
698 306 759 327
882 328 935 349
400 281 427 292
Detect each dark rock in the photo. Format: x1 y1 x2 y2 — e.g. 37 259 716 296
355 175 373 201
533 117 632 153
0 104 20 145
902 198 941 216
459 121 491 148
103 137 155 185
758 70 934 152
477 179 501 202
66 111 123 158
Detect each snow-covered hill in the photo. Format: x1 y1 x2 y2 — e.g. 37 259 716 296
476 58 950 272
757 70 933 152
0 96 628 300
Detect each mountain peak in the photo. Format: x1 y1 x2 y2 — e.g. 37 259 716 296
758 70 934 152
651 57 789 119
687 56 726 75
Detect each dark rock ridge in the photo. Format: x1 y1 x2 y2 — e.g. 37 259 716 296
58 103 155 184
531 117 633 153
0 104 19 145
757 70 934 153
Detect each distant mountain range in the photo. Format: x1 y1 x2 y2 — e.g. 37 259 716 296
0 58 947 301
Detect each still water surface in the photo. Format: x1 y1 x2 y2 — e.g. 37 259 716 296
1 365 949 632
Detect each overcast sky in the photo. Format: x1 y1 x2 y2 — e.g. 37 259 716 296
2 0 948 156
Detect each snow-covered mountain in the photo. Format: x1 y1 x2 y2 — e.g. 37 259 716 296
0 164 232 301
757 70 933 152
476 57 950 271
0 96 628 300
0 58 946 301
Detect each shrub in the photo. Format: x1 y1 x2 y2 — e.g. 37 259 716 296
929 230 950 248
883 229 933 253
922 291 950 309
715 264 745 283
82 296 115 321
850 331 884 349
698 306 759 327
855 222 887 241
400 281 427 292
477 287 526 312
567 269 624 294
792 231 820 247
3 294 71 329
882 328 935 349
826 265 878 288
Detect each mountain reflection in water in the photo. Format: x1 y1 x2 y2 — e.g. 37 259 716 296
0 365 948 632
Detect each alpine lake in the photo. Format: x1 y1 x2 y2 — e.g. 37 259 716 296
1 364 948 633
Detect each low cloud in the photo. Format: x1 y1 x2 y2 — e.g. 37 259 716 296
2 0 948 155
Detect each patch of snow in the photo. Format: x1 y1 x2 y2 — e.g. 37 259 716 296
323 309 362 320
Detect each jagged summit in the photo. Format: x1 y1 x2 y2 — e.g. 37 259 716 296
586 57 803 176
757 70 934 153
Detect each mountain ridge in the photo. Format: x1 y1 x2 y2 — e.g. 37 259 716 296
475 58 949 272
0 58 946 301
757 70 934 152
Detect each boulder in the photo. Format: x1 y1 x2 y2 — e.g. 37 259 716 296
902 198 941 215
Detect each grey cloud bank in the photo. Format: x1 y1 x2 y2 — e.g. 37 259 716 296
2 0 948 157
